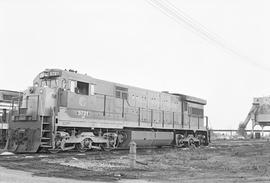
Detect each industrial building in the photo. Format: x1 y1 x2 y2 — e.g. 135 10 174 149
0 90 22 146
239 96 270 138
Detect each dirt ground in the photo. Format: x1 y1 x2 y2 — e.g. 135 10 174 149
1 140 270 183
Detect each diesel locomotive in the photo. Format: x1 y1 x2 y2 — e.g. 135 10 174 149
7 69 209 153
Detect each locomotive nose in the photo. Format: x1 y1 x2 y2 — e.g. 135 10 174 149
7 87 58 153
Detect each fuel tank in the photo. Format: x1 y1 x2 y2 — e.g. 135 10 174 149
120 130 174 147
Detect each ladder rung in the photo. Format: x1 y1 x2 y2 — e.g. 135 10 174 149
42 130 51 132
40 145 52 147
41 137 51 140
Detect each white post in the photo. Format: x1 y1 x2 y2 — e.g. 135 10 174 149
129 141 136 168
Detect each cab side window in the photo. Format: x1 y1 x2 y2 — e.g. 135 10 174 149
115 86 128 99
69 80 92 96
77 81 89 95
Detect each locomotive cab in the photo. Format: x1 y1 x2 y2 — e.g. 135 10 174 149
7 69 106 153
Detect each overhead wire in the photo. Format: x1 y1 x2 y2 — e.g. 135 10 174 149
145 0 270 71
147 0 245 58
162 0 231 48
146 0 215 42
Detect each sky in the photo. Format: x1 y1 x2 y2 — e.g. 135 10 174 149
0 0 269 130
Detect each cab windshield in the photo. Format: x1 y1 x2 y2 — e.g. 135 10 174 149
41 79 59 88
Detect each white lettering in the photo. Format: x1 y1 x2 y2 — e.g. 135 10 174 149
77 110 89 118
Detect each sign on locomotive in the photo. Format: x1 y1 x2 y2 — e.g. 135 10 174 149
7 69 209 153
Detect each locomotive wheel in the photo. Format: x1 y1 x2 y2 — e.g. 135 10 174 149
177 139 184 147
99 143 110 151
187 138 196 149
48 148 61 154
48 138 62 153
116 131 127 147
76 144 87 153
188 138 194 146
196 134 204 146
107 135 118 149
76 138 92 152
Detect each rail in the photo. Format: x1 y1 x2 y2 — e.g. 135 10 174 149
211 129 270 132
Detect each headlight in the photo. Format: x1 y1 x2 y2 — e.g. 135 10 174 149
44 72 49 77
39 72 45 79
29 87 35 93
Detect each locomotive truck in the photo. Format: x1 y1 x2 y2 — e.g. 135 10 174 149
7 69 209 153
